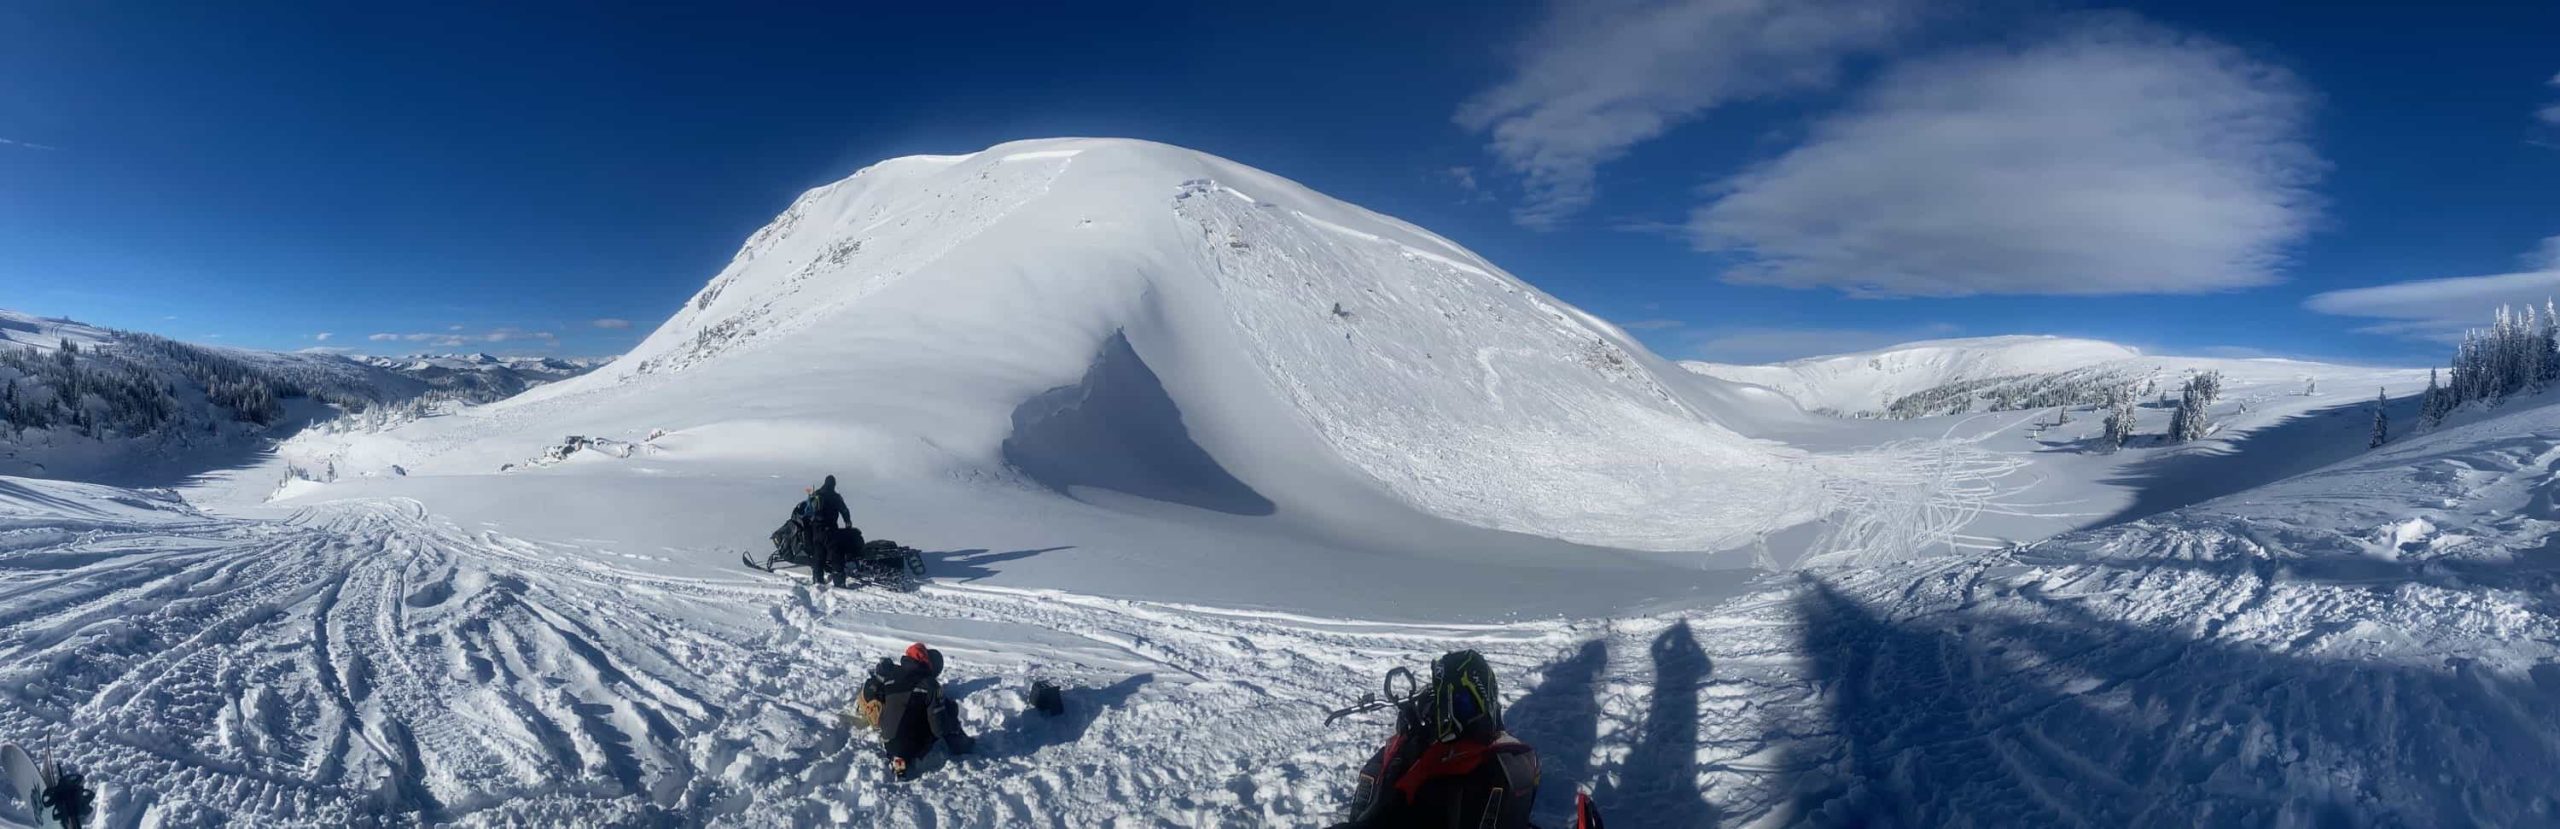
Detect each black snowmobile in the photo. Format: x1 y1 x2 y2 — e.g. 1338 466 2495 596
743 512 927 587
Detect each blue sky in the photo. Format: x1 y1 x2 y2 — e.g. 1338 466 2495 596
2 2 2555 364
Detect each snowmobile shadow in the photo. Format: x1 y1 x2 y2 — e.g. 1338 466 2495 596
2087 394 2419 527
1768 578 2560 825
930 546 1077 583
1503 639 1609 827
981 673 1153 760
1599 622 1719 828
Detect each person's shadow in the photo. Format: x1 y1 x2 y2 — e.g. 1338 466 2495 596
1601 621 1717 827
1505 639 1609 827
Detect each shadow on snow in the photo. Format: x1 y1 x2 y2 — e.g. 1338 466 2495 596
1766 577 2560 827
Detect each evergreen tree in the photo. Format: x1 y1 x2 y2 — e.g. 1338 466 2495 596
2420 367 2447 428
2168 376 2212 442
2192 371 2223 405
2103 387 2138 450
2369 388 2390 448
2168 390 2195 441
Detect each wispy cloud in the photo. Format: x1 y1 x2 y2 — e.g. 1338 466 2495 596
0 137 56 151
2531 235 2560 270
1619 318 1687 330
2305 267 2560 345
590 318 633 329
2540 72 2560 127
1685 322 1961 363
1693 16 2322 297
1456 0 1927 229
365 327 560 349
313 332 334 342
1440 166 1494 205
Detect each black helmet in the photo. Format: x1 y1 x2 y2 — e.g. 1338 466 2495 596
1429 650 1501 743
822 475 837 491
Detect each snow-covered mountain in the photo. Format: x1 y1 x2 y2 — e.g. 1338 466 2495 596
0 310 598 484
1686 334 2403 419
1686 335 2138 414
351 353 601 400
329 138 1813 563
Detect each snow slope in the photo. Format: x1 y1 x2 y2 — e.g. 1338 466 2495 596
1684 335 2409 422
1685 335 2141 414
302 138 1818 568
0 310 597 486
9 388 2560 825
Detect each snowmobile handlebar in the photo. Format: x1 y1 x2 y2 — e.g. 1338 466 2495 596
1322 666 1425 726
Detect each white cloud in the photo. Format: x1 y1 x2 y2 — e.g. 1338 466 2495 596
313 332 334 342
2531 235 2560 270
2540 72 2560 127
591 318 633 329
1687 322 1960 363
1619 318 1687 330
2304 268 2560 344
1457 0 1925 229
0 137 55 151
363 328 559 349
1692 16 2322 297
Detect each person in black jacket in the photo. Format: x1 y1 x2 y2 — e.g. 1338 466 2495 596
803 475 855 587
857 642 974 779
1334 650 1540 829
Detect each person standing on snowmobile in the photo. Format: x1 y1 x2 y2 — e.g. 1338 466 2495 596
804 475 855 587
857 642 974 779
1333 649 1541 829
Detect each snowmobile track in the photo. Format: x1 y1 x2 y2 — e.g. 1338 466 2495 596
3 482 2558 826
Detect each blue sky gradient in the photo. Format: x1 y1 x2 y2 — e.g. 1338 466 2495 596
2 2 2555 364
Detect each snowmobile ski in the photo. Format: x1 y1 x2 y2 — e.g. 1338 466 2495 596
740 549 794 574
0 746 92 829
0 743 44 828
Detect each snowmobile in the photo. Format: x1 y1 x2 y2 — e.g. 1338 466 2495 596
742 519 927 588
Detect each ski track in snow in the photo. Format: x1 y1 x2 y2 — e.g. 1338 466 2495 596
11 438 2560 827
0 494 1759 826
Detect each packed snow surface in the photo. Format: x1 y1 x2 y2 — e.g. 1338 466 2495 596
0 138 2530 827
9 387 2560 825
